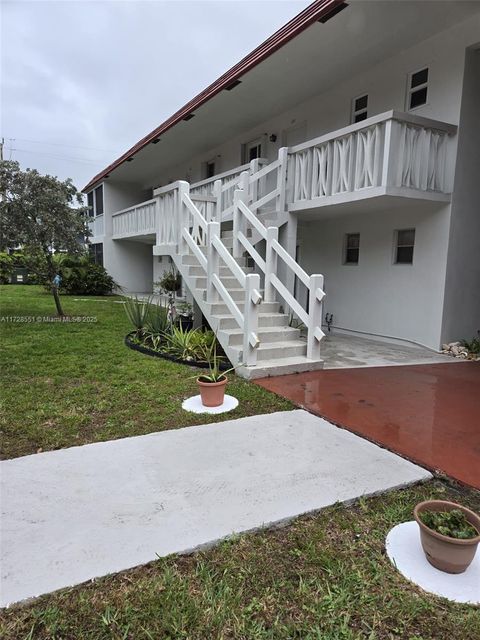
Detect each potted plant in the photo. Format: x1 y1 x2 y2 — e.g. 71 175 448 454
176 301 194 331
414 500 480 574
196 341 236 407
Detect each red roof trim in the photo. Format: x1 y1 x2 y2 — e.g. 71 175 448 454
83 0 341 192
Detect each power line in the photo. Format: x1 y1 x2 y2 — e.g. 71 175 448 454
2 137 120 154
8 147 103 166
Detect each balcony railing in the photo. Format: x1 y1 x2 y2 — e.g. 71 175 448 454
286 110 456 210
110 110 457 241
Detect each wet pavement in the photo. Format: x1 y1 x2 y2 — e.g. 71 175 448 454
255 362 480 489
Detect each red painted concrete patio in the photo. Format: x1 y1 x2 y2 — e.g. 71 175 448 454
256 362 480 489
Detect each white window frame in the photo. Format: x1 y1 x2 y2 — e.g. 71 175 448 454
242 136 265 164
351 94 368 124
87 184 104 218
393 228 415 265
406 67 429 112
343 232 360 265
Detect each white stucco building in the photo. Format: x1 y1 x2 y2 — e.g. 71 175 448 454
84 0 480 378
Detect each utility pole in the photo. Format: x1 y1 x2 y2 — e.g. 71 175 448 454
0 137 4 161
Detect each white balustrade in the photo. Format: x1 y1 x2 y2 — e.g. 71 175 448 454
112 200 157 238
286 110 456 209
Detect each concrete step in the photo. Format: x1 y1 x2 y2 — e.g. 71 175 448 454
237 356 324 380
182 253 249 267
207 300 280 315
187 265 253 277
194 276 240 289
201 288 265 303
220 326 300 346
212 312 289 330
230 340 307 363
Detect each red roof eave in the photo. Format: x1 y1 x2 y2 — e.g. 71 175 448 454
83 0 341 192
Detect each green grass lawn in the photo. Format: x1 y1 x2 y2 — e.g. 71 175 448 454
0 285 292 459
1 480 479 640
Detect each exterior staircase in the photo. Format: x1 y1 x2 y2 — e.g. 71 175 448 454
153 161 326 379
178 228 324 378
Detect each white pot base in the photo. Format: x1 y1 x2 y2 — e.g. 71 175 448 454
182 394 239 414
386 521 480 604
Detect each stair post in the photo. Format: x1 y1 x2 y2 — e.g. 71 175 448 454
212 179 222 222
242 273 261 367
233 182 248 260
177 181 190 254
206 221 220 303
276 147 288 212
306 274 326 360
264 226 278 302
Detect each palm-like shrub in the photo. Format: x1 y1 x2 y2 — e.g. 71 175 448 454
124 296 152 333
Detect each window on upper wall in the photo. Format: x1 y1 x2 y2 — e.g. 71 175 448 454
343 233 360 265
407 67 429 110
87 191 94 217
94 185 104 216
351 94 368 123
394 229 415 264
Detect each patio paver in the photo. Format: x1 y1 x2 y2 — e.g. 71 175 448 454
0 410 430 607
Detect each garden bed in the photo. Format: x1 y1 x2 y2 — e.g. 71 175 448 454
125 331 232 370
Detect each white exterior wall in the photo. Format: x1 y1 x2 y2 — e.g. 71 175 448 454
441 47 480 344
298 204 451 350
157 17 479 188
102 182 154 292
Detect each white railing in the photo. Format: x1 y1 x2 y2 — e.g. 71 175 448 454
286 111 456 209
112 199 157 238
232 181 325 360
155 183 179 245
88 214 104 238
176 181 262 365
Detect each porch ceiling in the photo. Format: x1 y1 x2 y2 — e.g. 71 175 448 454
101 1 476 191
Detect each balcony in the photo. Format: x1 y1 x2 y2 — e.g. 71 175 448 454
109 110 457 241
286 110 457 215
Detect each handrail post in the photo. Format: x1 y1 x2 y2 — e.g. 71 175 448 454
206 221 220 302
243 273 261 367
276 147 288 212
264 226 278 302
212 179 222 222
306 274 325 360
177 181 190 254
249 158 260 202
233 186 247 259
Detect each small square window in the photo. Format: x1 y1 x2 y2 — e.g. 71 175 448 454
344 233 360 264
407 67 428 110
351 94 368 124
395 228 415 264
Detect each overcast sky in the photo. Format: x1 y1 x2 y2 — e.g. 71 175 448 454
1 0 309 191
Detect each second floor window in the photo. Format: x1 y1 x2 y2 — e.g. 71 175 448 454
351 94 368 123
407 67 428 110
394 229 415 264
344 233 360 264
87 184 104 217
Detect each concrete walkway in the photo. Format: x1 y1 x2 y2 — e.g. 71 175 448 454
1 410 430 607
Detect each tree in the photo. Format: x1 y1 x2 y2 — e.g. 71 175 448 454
0 160 90 315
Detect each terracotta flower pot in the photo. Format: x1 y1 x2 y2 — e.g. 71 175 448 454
414 500 480 574
197 376 227 407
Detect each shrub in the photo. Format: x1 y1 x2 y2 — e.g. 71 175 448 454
162 327 217 362
124 296 152 333
0 252 14 284
60 262 115 295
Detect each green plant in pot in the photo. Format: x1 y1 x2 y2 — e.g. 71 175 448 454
176 301 194 331
196 340 236 407
156 268 181 295
414 500 480 574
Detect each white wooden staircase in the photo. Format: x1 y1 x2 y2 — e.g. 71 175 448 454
153 160 326 379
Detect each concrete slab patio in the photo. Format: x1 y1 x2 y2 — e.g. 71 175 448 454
0 410 430 608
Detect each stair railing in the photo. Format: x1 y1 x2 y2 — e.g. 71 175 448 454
176 180 261 366
232 183 325 361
